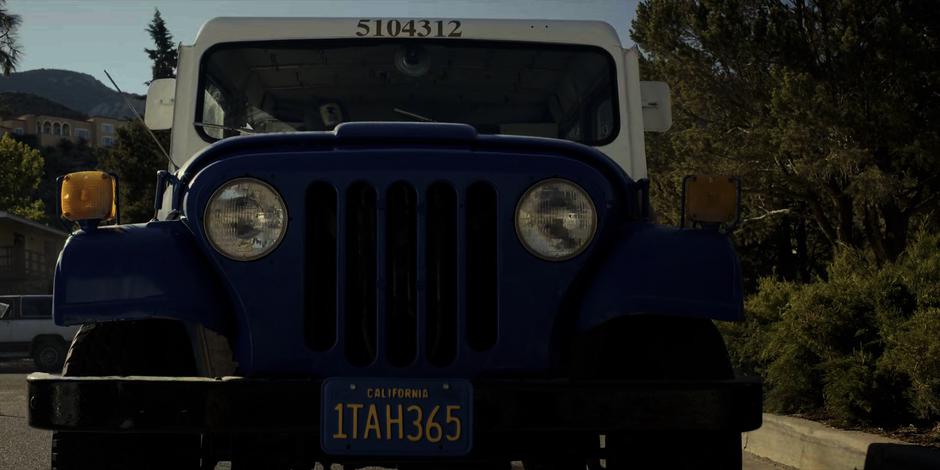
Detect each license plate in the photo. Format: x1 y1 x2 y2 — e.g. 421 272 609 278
321 377 473 456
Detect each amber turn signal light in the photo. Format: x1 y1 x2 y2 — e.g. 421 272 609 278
681 175 740 230
60 171 117 222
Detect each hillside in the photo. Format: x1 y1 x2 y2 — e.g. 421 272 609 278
0 69 144 119
0 92 86 120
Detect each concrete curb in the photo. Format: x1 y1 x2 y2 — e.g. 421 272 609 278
742 413 940 469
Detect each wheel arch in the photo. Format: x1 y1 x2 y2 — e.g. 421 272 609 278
53 220 234 334
574 223 744 333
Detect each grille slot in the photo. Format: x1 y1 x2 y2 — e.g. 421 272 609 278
344 182 377 366
304 182 337 351
385 182 418 367
466 182 499 351
426 182 458 366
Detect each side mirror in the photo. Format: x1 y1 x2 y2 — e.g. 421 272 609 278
0 303 8 320
639 81 672 132
681 175 740 231
145 78 176 131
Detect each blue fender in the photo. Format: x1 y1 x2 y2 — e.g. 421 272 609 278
53 220 232 333
576 224 743 332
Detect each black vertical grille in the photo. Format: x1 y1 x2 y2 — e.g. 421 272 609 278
344 182 377 366
385 182 418 367
304 182 337 351
466 182 499 351
304 180 498 366
425 183 458 366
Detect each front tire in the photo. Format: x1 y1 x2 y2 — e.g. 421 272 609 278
572 315 742 470
51 321 202 470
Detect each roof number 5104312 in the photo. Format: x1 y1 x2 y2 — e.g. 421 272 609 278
355 19 463 38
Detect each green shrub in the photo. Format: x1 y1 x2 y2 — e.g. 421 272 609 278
721 277 792 377
882 307 940 420
820 352 877 424
877 233 940 421
764 338 822 414
724 231 940 427
896 233 940 309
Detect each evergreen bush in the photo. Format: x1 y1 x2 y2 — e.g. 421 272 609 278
722 232 940 427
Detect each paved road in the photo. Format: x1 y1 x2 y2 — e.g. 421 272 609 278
0 361 50 470
0 360 788 470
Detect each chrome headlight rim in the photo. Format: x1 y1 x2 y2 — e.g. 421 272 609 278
203 177 288 261
514 178 598 262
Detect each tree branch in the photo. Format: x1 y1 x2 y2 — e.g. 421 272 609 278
809 198 838 246
742 208 792 224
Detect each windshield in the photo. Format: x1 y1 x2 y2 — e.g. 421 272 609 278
197 40 618 145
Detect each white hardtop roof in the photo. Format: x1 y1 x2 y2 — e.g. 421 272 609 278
192 17 623 50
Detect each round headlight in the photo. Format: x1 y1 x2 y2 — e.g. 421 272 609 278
204 178 287 261
515 179 597 261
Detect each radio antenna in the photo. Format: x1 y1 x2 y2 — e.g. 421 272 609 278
103 70 176 170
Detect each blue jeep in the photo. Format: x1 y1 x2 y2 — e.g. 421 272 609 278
29 17 760 470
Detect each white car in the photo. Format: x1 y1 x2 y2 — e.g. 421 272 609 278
0 295 79 372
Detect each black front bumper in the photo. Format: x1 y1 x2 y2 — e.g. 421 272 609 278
28 373 762 434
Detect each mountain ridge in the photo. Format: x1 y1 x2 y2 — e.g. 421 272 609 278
0 69 144 120
0 92 87 120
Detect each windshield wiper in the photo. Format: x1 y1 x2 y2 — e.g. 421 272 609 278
194 121 258 135
393 108 434 122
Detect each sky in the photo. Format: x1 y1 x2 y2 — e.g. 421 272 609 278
8 0 639 95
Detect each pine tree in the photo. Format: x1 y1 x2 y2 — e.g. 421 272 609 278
144 8 177 84
632 0 940 269
0 0 22 76
97 122 168 223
